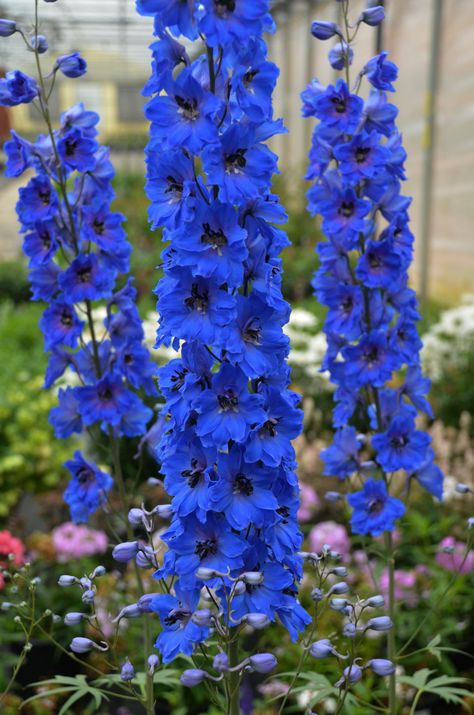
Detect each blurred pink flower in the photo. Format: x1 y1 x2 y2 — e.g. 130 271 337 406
436 536 474 575
297 483 320 522
380 568 418 607
52 522 108 562
309 520 350 560
0 530 25 590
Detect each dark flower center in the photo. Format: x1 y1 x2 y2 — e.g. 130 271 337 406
242 318 261 345
93 218 105 235
355 147 371 163
341 296 354 313
185 283 208 313
277 506 290 522
164 608 189 626
338 201 354 218
195 538 218 560
233 473 253 496
331 96 346 114
225 148 247 172
368 252 382 268
165 175 183 195
390 434 408 450
124 354 133 364
76 266 92 283
218 390 239 411
364 347 380 365
261 418 278 437
77 466 94 485
65 139 78 157
183 461 205 488
60 308 73 327
214 0 236 16
171 368 188 391
175 95 199 121
243 69 258 86
368 497 385 514
38 189 51 205
201 222 227 249
39 230 51 249
98 387 113 401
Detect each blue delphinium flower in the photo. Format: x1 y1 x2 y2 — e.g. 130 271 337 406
302 28 443 536
136 0 309 661
64 451 113 523
2 61 156 522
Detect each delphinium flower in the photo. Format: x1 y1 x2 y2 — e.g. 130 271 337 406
301 3 444 712
0 26 156 526
301 5 443 536
136 0 310 684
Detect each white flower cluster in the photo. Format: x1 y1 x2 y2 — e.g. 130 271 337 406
421 295 474 382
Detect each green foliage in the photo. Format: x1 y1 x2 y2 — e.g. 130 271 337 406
0 301 46 391
399 668 472 712
0 260 30 304
0 371 75 518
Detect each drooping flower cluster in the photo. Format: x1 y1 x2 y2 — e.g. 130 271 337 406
136 0 309 660
1 44 156 523
302 14 443 536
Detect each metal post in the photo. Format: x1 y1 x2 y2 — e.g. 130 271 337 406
419 0 443 304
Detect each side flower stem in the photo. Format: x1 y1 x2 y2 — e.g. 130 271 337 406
228 637 241 715
385 531 397 715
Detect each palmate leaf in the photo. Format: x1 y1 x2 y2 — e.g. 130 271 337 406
400 669 473 711
22 674 109 712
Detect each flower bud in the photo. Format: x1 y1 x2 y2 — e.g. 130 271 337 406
330 567 348 577
192 609 213 627
330 598 348 611
468 517 474 529
311 21 341 40
0 20 16 37
1 601 14 611
241 571 264 585
55 52 87 78
112 541 139 563
30 34 48 53
233 580 246 596
365 616 393 632
249 653 277 674
309 639 334 659
152 504 173 519
367 658 395 676
359 6 385 26
342 623 356 638
364 595 385 608
311 587 324 602
91 566 106 578
115 603 142 622
180 669 207 687
138 593 155 613
148 654 160 674
328 582 349 596
64 612 88 626
58 575 78 587
337 663 363 686
244 613 270 629
328 42 353 71
128 508 145 526
136 545 156 569
121 658 135 682
213 653 229 673
70 637 95 653
82 589 95 604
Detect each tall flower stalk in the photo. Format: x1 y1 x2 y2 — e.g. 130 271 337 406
135 0 310 709
0 1 159 711
302 3 443 713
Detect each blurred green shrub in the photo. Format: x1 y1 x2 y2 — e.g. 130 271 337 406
0 260 30 304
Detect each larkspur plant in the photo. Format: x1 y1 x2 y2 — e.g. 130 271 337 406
301 1 444 713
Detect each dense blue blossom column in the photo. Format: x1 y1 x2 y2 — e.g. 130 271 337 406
302 5 444 713
0 37 156 524
136 0 310 667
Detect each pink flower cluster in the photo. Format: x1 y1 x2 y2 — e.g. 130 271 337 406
309 520 351 561
52 522 108 562
297 483 320 522
0 530 25 590
436 536 474 575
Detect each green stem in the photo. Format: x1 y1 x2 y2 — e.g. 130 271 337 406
228 637 240 715
385 531 397 715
